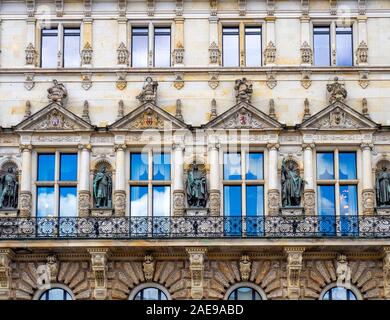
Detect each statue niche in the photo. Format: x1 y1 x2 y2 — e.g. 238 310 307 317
185 162 208 209
93 162 113 209
281 158 304 207
375 161 390 207
0 163 19 211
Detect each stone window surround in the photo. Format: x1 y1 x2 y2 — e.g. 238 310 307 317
223 281 267 300
319 282 363 300
127 147 172 218
32 283 75 300
128 282 171 300
310 19 358 66
314 146 361 217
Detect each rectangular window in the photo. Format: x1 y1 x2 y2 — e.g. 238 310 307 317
313 26 330 66
132 27 149 67
222 27 239 67
63 28 80 67
245 27 262 67
41 28 58 68
336 27 353 66
154 27 171 67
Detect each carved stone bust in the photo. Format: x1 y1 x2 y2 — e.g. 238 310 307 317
48 80 68 105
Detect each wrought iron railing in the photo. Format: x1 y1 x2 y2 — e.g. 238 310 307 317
0 216 389 240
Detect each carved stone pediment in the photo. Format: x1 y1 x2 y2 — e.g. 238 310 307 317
299 101 378 131
15 102 94 132
203 101 282 130
109 102 188 131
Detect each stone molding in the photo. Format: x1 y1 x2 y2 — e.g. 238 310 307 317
186 248 207 300
88 248 110 300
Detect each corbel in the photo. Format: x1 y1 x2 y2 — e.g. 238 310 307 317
88 248 110 300
186 248 207 300
55 0 64 17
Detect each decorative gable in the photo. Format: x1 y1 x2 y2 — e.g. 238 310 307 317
299 101 378 130
109 102 188 131
203 101 282 130
14 102 94 132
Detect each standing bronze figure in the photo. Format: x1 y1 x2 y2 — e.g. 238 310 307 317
93 166 112 208
186 163 207 208
281 159 304 207
376 166 390 206
0 167 18 209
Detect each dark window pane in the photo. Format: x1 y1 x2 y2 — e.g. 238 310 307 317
224 153 241 180
245 27 262 66
153 186 170 217
313 26 330 66
37 187 55 217
130 186 148 216
153 153 171 181
38 154 55 181
339 152 356 180
41 28 58 68
60 154 78 181
223 27 239 67
130 153 148 180
132 27 148 67
317 152 334 179
59 187 77 217
246 153 263 180
336 27 353 66
63 28 80 67
154 27 171 67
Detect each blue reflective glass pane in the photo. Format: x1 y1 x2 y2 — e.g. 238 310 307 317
38 154 55 181
246 186 264 236
41 29 58 68
224 153 241 180
246 153 263 180
339 152 356 180
317 153 334 179
130 153 148 180
132 28 148 67
153 153 171 181
223 28 239 67
41 288 71 300
130 186 148 216
63 28 80 67
228 287 261 301
336 28 353 66
135 288 167 300
224 186 242 217
60 154 78 181
59 187 77 217
313 28 330 66
154 28 171 67
245 28 261 66
339 185 358 236
37 187 55 217
317 185 336 235
153 186 170 217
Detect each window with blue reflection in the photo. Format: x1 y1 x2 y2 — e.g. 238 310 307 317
59 187 77 217
317 185 336 235
153 186 170 217
39 288 72 300
134 288 168 300
41 28 58 68
246 186 264 236
313 26 330 66
228 287 262 300
339 152 357 180
316 153 334 180
130 186 148 216
38 154 55 181
37 187 55 217
130 153 148 180
246 153 263 180
63 28 80 68
224 186 242 235
224 153 241 180
223 27 239 67
132 27 149 67
336 27 353 67
154 27 171 67
153 153 171 181
245 27 262 67
60 154 78 181
322 287 357 300
339 185 358 235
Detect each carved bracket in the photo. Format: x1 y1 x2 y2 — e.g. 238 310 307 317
0 249 13 300
24 73 35 91
143 255 155 281
186 248 207 300
239 254 251 281
383 247 390 299
88 248 109 300
285 247 305 299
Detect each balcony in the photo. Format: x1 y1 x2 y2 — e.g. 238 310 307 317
0 215 389 240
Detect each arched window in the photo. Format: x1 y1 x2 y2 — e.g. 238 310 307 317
320 284 361 300
224 283 267 301
38 287 73 300
129 283 171 300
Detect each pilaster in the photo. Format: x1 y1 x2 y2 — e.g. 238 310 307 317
285 247 305 300
88 248 109 300
267 143 279 215
0 249 13 300
186 248 207 300
114 143 126 216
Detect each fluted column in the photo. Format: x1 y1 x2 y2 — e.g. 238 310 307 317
361 143 375 215
19 145 32 217
114 144 126 216
267 143 280 215
173 143 185 216
78 144 91 217
208 142 220 216
303 143 315 215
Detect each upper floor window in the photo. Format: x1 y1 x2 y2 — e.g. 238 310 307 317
36 153 78 218
336 27 353 66
154 27 171 67
222 27 239 67
41 26 80 68
245 27 262 67
313 26 330 66
132 27 149 67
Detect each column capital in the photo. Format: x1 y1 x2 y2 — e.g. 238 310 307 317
360 142 374 150
302 143 315 150
173 142 185 151
266 143 279 150
19 144 32 152
208 142 220 151
78 143 92 151
114 144 127 151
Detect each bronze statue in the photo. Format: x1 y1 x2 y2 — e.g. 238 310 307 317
47 79 68 104
376 166 390 207
136 77 158 104
281 159 304 207
0 167 18 209
186 163 207 208
93 166 112 208
327 76 347 104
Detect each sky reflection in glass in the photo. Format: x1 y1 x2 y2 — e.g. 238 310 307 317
317 153 334 179
63 28 80 67
130 186 148 216
339 185 357 216
224 153 241 180
37 187 55 217
154 28 171 67
245 27 262 66
134 288 167 300
153 186 170 217
132 28 148 67
153 153 171 181
339 152 356 180
246 153 263 180
223 27 239 67
322 287 357 300
40 288 72 300
317 185 335 216
313 27 330 66
41 29 58 68
130 153 148 180
224 186 242 217
59 187 77 217
38 154 55 181
336 27 353 66
246 186 264 216
60 154 78 181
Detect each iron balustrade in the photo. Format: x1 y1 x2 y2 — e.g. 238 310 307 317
0 215 389 240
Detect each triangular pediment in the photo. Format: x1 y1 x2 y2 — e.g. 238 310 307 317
203 101 283 130
299 101 378 130
109 102 188 131
14 102 94 132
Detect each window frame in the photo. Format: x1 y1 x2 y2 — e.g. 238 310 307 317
153 26 172 67
313 25 331 66
33 284 75 300
224 282 267 300
319 283 362 300
128 283 171 300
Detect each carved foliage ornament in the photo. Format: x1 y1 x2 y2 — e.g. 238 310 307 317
264 41 276 65
25 43 37 66
300 41 313 64
143 255 155 281
173 42 185 65
239 255 251 281
81 42 93 65
314 107 359 129
32 109 75 130
356 41 368 64
224 110 263 129
209 42 221 64
117 42 129 65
